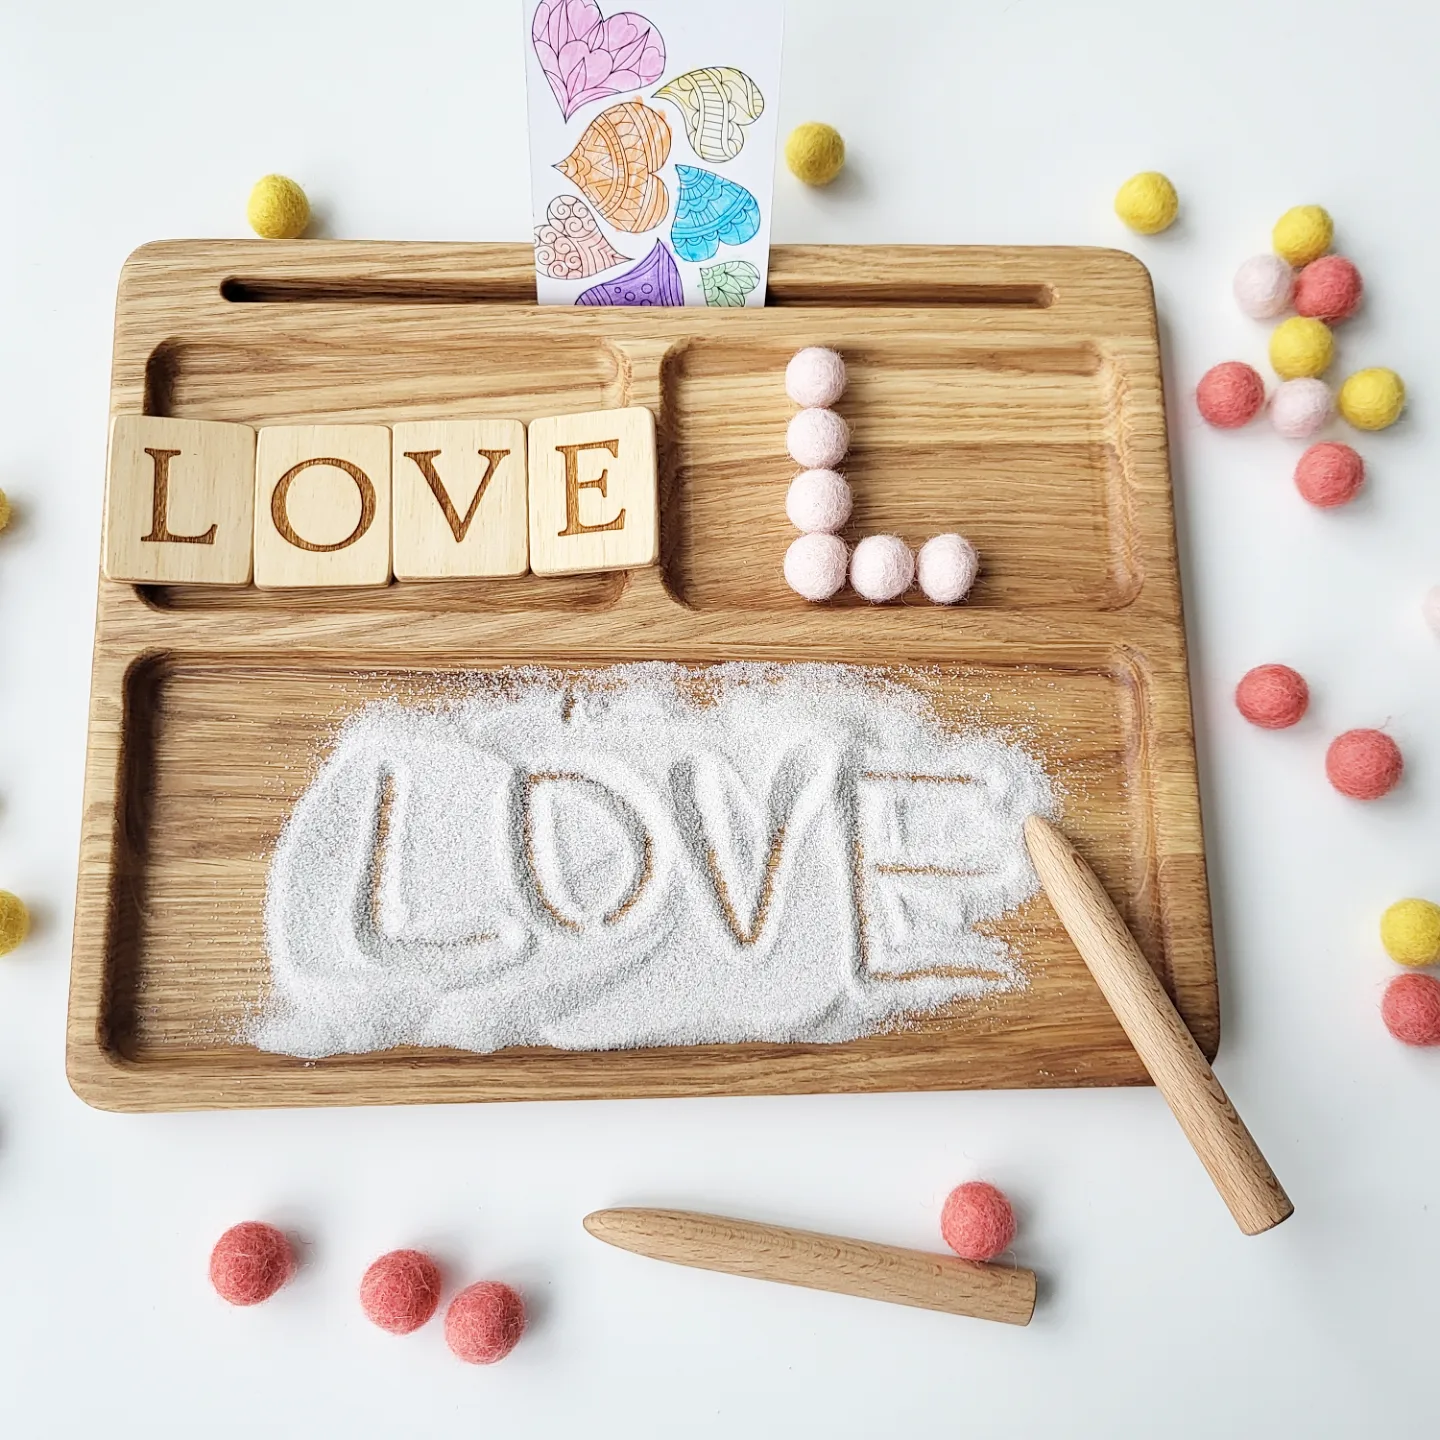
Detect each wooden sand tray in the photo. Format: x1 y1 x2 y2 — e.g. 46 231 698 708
67 240 1214 1111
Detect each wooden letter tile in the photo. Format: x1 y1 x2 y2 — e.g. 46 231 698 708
254 425 392 588
391 420 528 580
103 415 255 584
527 407 658 576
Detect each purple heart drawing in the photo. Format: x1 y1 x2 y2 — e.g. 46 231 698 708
532 1 666 122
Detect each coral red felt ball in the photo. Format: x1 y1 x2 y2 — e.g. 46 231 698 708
1381 973 1440 1046
445 1281 525 1364
360 1249 442 1335
1293 255 1363 323
1235 664 1309 729
1326 729 1403 799
1196 362 1265 428
940 1181 1016 1262
209 1222 294 1306
1294 442 1364 508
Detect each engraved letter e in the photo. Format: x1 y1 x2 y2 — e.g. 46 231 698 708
556 438 626 538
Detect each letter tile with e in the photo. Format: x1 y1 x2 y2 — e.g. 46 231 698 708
527 407 658 576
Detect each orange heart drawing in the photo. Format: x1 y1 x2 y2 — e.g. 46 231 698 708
555 99 671 234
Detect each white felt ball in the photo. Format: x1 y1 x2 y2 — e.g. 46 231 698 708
849 534 915 603
784 532 848 602
786 347 847 408
1270 378 1333 439
1233 254 1295 320
785 469 852 533
916 533 979 604
787 408 850 469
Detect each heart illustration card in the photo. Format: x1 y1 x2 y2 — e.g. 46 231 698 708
524 0 785 307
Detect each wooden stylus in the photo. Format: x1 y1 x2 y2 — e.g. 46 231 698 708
584 1208 1036 1326
1023 814 1293 1235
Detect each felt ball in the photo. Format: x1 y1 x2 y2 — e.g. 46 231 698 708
1294 442 1364 508
1234 664 1309 729
1114 171 1178 235
0 890 29 955
209 1222 294 1306
916 533 979 604
1270 378 1333 439
784 532 848 602
1326 728 1403 800
1424 585 1440 637
1196 361 1265 428
785 123 845 186
1381 973 1440 1046
1233 254 1295 319
0 487 11 533
786 407 849 469
786 347 847 408
1294 256 1363 322
1272 205 1334 267
1269 316 1334 380
360 1249 442 1335
246 174 310 240
1380 899 1440 967
445 1281 525 1364
786 469 852 534
1338 368 1405 431
849 534 915 603
940 1181 1017 1262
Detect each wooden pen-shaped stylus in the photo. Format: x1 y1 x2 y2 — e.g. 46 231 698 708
1023 814 1293 1235
584 1208 1036 1326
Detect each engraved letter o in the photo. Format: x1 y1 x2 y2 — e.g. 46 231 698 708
272 457 376 553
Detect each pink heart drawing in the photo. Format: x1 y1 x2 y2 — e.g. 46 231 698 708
532 1 666 122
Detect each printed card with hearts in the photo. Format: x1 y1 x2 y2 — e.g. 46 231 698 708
524 0 785 308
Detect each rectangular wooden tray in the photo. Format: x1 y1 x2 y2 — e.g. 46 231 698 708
66 240 1214 1111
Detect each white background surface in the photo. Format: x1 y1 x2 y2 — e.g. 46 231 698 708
2 1 1437 1434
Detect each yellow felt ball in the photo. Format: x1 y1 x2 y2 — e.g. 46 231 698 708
1273 205 1333 266
1114 171 1178 235
0 487 10 533
1381 898 1440 966
247 174 310 239
785 123 845 187
1269 316 1335 380
1338 367 1406 430
0 891 29 956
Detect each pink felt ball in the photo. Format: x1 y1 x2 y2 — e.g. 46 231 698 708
785 347 847 408
360 1249 442 1335
1233 254 1295 319
1294 442 1364 508
784 532 847 601
785 468 852 533
445 1281 525 1365
849 533 915 603
786 407 849 469
916 533 979 604
1270 378 1333 439
1294 256 1363 323
1326 728 1403 800
1196 362 1265 428
209 1222 294 1306
1424 585 1440 637
1235 664 1309 729
1382 973 1440 1046
940 1181 1016 1262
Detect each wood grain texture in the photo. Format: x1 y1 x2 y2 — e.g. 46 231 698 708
527 406 658 575
584 1208 1036 1326
103 415 254 584
67 240 1216 1112
392 418 528 579
254 424 392 587
1025 815 1292 1235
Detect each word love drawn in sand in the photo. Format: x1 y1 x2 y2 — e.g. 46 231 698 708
255 665 1053 1058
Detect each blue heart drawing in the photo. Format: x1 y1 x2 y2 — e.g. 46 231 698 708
670 165 761 263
